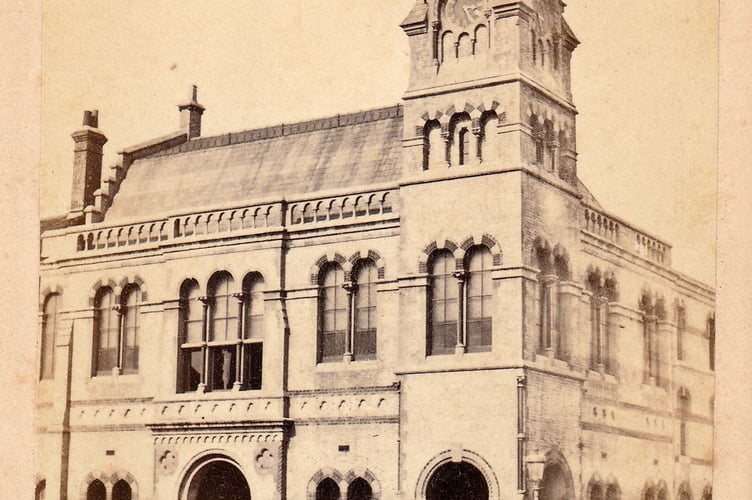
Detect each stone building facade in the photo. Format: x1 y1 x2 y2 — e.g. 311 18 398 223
37 1 715 499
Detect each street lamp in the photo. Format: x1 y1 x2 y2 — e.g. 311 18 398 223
527 451 547 500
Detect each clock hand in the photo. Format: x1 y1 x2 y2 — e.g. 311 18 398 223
462 5 480 19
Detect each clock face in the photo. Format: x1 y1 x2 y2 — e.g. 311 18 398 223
443 0 484 27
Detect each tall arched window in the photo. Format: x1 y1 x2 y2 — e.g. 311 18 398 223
466 246 493 352
94 287 118 376
208 272 239 391
93 284 141 377
242 274 265 390
424 120 443 170
353 260 378 360
319 263 347 363
677 304 686 361
112 480 132 500
480 111 498 163
678 388 691 456
87 480 106 500
179 279 203 392
428 250 458 356
458 127 470 165
316 477 340 500
40 293 59 379
178 272 264 392
121 285 141 374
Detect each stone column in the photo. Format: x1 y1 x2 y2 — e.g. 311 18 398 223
453 271 467 354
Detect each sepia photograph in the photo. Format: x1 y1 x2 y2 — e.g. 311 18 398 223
32 1 724 498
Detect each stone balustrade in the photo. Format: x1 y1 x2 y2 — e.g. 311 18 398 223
583 205 671 265
51 189 399 258
287 189 397 227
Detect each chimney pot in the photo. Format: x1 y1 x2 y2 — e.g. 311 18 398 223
178 86 205 140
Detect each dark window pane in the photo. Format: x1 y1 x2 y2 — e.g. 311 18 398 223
95 288 118 375
209 346 237 391
87 480 106 500
244 342 263 390
181 349 203 392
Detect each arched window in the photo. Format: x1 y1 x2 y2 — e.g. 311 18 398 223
319 263 347 363
347 477 373 500
590 483 604 500
677 482 692 500
474 25 489 55
587 269 616 373
441 31 454 63
87 480 106 500
112 480 132 500
678 388 691 456
480 112 498 163
639 292 661 385
532 30 537 63
121 284 141 374
428 245 495 356
316 477 340 500
179 279 203 392
606 483 620 500
35 480 46 500
93 287 118 376
93 284 141 377
458 33 472 58
677 304 686 361
458 127 470 165
242 274 265 390
428 250 458 356
40 293 59 379
353 260 378 360
424 120 443 170
208 272 239 391
178 272 264 392
466 246 493 352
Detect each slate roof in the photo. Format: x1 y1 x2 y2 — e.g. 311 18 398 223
105 106 404 221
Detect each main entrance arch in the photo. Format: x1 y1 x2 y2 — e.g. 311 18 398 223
184 457 251 500
425 461 489 500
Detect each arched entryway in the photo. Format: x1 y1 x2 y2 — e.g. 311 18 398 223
425 461 489 500
538 451 575 500
347 477 373 500
185 459 251 500
87 480 106 500
316 478 340 500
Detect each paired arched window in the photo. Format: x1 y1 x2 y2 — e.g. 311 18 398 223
93 284 140 376
316 478 340 500
639 291 666 385
535 241 569 358
427 246 493 355
40 293 59 379
178 272 265 392
586 269 617 374
318 260 378 363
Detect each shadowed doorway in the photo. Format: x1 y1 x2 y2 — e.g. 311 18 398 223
186 460 251 500
425 461 489 500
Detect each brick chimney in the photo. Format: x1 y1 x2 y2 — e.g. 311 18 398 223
178 85 205 139
68 110 107 222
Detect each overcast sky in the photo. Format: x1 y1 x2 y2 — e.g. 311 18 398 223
40 0 717 285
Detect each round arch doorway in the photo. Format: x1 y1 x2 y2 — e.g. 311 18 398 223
185 459 251 500
425 461 489 500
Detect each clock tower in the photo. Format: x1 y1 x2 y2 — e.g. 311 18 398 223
400 0 580 183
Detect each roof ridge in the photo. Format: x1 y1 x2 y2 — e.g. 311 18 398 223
150 104 403 158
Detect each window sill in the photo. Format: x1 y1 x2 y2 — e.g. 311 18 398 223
315 359 382 373
586 370 617 385
167 389 271 402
